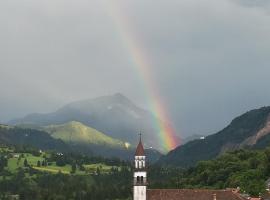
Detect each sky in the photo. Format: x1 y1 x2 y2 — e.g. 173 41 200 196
0 0 270 138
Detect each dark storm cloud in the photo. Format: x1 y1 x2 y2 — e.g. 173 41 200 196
0 0 270 138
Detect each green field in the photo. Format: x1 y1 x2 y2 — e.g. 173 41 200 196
33 166 70 174
0 147 13 153
7 153 45 173
4 151 117 175
84 163 118 174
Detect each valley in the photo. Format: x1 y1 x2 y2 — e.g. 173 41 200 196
2 98 270 199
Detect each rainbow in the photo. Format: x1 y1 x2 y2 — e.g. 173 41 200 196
105 2 180 152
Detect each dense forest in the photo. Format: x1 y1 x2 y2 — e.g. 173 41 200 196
1 144 270 199
0 168 132 200
150 148 270 196
0 145 133 200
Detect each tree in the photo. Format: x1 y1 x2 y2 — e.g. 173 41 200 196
56 158 66 167
24 158 28 167
37 160 41 167
0 156 7 172
96 167 100 175
71 163 76 174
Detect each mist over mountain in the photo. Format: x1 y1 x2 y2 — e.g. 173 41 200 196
9 93 164 152
182 134 206 145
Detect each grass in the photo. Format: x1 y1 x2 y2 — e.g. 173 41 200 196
31 162 116 175
6 155 114 175
33 166 70 174
43 121 128 148
7 153 45 173
84 163 118 174
0 146 13 153
3 147 116 176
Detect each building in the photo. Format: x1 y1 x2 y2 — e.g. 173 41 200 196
133 136 247 200
133 135 147 200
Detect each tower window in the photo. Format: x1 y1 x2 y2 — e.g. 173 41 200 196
137 176 140 182
141 176 143 182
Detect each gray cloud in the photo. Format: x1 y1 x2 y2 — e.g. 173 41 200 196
1 0 270 138
233 0 270 7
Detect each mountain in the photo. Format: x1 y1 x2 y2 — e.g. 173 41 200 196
42 121 130 149
0 125 69 152
151 148 270 196
159 106 270 167
0 123 162 161
40 121 135 158
9 93 163 151
182 134 206 145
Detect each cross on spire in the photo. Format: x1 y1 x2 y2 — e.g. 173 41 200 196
139 132 142 142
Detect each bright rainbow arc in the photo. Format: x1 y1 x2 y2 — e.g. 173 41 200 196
106 2 180 152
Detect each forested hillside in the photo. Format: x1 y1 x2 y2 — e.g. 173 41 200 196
1 143 270 198
0 126 69 152
0 144 132 200
0 124 161 162
150 148 270 196
159 106 270 167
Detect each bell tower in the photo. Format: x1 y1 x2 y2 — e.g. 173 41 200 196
133 133 147 200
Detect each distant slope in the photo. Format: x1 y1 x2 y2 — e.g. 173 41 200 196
9 93 168 152
182 134 206 145
159 106 270 167
42 121 129 149
0 125 69 152
43 122 162 162
0 123 162 161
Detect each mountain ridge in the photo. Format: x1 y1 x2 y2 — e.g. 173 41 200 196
9 93 166 152
0 123 162 161
158 106 270 167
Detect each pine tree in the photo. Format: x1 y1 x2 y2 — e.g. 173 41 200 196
24 158 28 167
71 163 76 174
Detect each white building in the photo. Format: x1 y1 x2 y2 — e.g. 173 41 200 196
133 135 147 200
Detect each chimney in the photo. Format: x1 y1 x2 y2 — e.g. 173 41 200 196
213 193 217 200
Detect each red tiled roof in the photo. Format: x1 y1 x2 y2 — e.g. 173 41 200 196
147 189 247 200
135 139 145 156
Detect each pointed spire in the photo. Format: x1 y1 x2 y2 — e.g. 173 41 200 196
135 132 145 156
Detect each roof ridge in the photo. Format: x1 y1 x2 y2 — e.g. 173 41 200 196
147 189 231 191
147 189 248 200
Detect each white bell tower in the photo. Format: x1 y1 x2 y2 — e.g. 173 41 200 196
133 133 147 200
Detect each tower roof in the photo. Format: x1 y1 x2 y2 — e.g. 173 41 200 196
135 134 145 156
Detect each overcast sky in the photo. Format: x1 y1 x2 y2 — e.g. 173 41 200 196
1 0 270 137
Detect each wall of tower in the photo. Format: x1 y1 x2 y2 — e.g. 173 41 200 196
134 138 147 200
133 186 146 200
133 171 147 185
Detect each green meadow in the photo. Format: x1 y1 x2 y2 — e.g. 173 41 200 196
0 146 132 199
4 151 118 175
